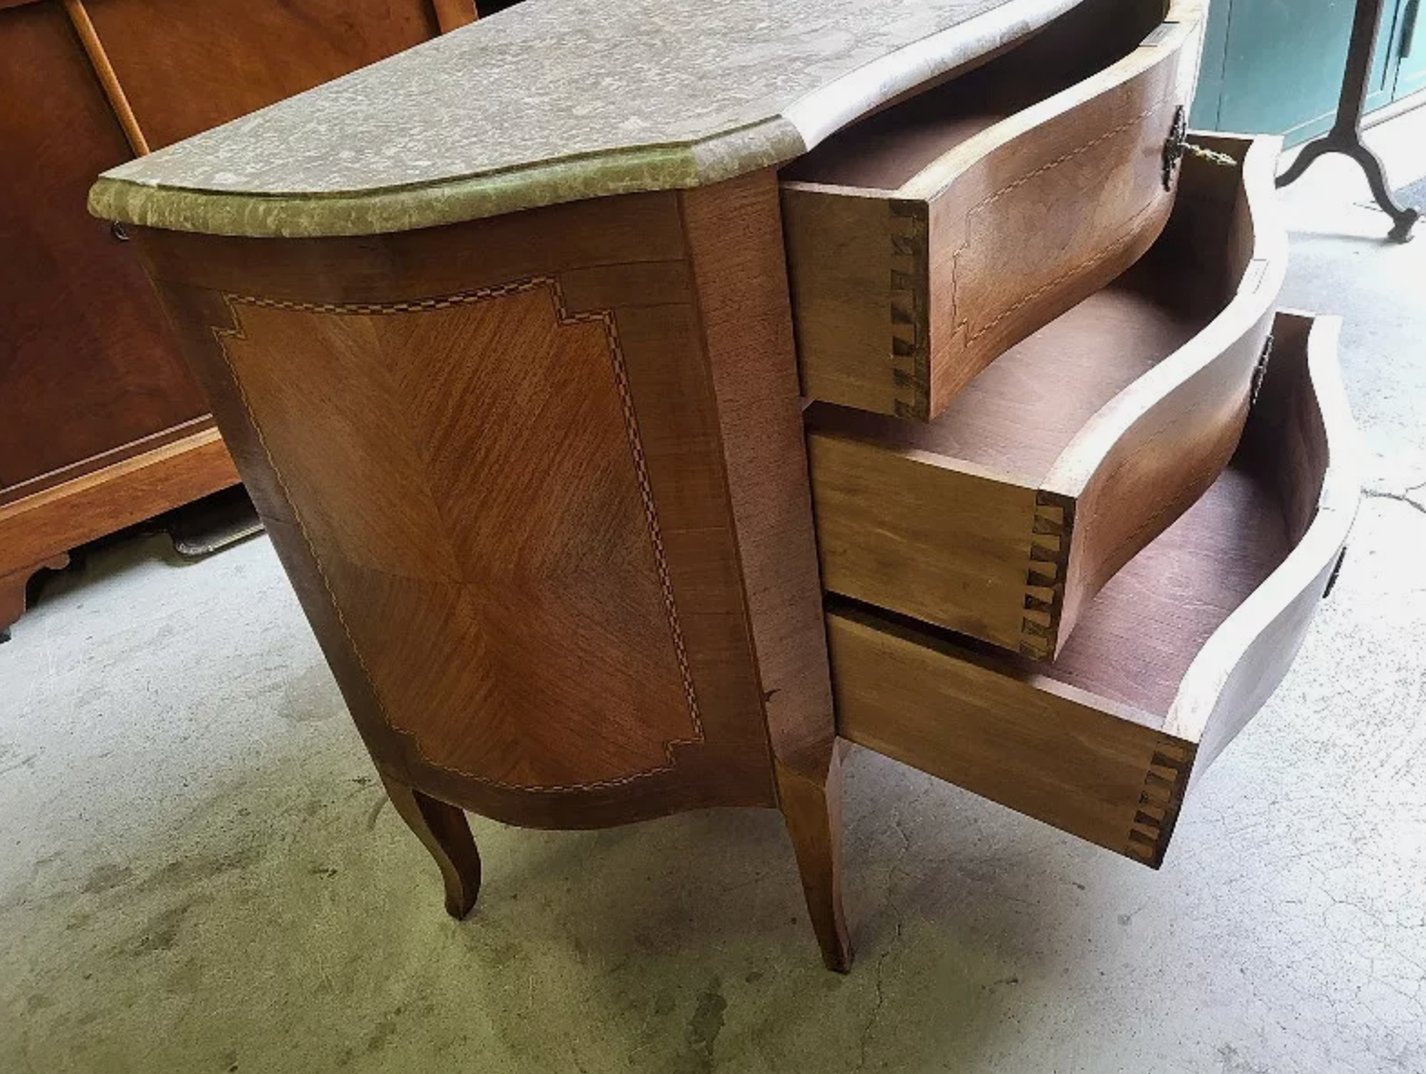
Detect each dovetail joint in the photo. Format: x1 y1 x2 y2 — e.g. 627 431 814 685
1123 743 1196 867
1018 492 1073 660
888 201 929 419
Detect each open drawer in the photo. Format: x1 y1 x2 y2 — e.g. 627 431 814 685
807 134 1285 660
826 312 1360 867
781 0 1204 421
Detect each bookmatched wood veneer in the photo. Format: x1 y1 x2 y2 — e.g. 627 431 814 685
127 171 852 972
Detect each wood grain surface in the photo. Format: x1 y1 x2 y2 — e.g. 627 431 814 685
681 175 850 971
1 0 466 633
806 135 1284 660
61 0 149 154
131 171 845 965
136 190 771 818
431 0 477 34
0 1 207 492
0 428 240 634
380 771 482 919
830 603 1194 863
782 0 1199 420
0 554 69 639
830 312 1357 868
84 0 447 150
1167 313 1360 776
1047 135 1287 649
215 281 701 791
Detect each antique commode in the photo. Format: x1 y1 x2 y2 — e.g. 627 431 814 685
90 0 1360 971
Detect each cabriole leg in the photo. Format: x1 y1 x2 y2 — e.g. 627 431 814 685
379 773 482 919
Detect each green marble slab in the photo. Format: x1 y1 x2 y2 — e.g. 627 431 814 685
89 0 1085 237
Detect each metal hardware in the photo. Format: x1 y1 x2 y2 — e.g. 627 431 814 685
1250 333 1274 408
1403 0 1419 60
1161 106 1187 190
1276 0 1418 242
1186 143 1237 167
110 221 129 242
1162 106 1235 190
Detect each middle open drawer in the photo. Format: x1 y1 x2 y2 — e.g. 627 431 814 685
806 135 1285 660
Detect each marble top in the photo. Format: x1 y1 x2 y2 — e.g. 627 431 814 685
89 0 1082 238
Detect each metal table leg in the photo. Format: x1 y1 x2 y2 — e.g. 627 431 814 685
1276 0 1420 242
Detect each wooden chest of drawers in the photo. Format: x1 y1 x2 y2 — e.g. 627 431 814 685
87 0 1360 972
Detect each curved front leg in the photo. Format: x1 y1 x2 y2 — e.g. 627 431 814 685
379 773 482 919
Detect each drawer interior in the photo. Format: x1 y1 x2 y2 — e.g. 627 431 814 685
1013 449 1291 722
828 312 1357 865
835 382 1306 735
781 0 1167 193
807 165 1247 486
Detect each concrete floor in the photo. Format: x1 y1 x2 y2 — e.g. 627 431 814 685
3 122 1425 1074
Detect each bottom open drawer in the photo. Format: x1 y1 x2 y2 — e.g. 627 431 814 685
827 312 1359 867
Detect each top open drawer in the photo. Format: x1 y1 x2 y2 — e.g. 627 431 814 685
780 0 1204 421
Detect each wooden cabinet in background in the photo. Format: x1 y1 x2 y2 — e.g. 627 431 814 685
0 0 474 636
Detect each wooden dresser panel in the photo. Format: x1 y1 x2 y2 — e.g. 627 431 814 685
0 0 206 494
121 163 850 967
127 173 842 828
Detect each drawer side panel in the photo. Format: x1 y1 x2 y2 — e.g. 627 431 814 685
809 434 1039 652
828 608 1196 864
924 17 1202 415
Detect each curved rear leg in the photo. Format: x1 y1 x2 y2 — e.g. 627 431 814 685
379 773 482 919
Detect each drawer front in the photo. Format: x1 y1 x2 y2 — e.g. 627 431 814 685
808 135 1286 660
783 0 1204 421
828 313 1359 867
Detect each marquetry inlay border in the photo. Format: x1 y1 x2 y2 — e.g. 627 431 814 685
947 102 1167 355
210 276 706 793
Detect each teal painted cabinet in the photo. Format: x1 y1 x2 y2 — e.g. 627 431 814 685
1390 0 1426 99
1192 0 1422 145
